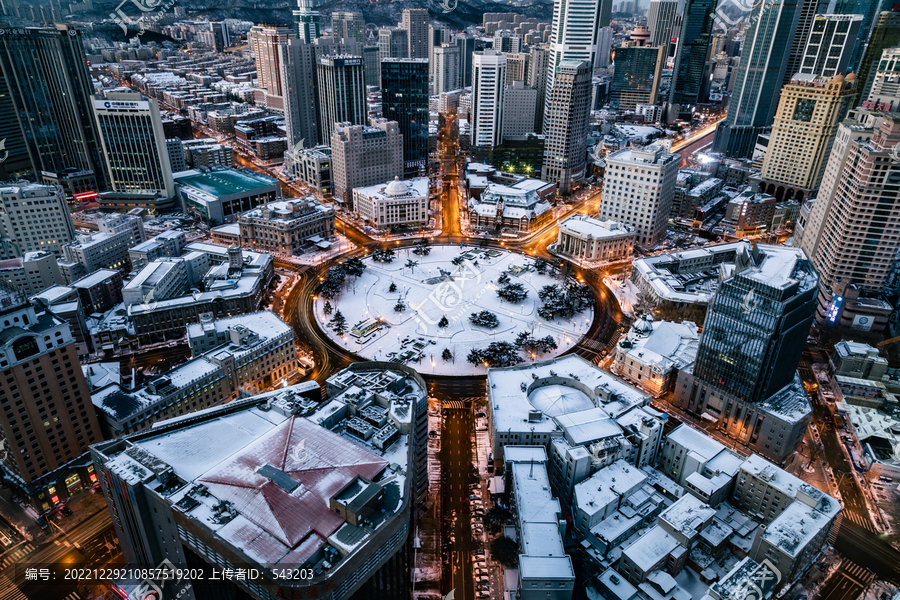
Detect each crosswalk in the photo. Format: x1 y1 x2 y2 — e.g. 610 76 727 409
828 513 842 544
0 545 35 571
0 576 26 600
843 511 875 531
442 398 482 409
842 560 875 586
62 593 82 600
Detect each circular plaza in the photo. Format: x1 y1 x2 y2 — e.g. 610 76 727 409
312 246 594 376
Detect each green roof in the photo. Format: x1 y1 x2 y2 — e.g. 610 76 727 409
175 169 277 198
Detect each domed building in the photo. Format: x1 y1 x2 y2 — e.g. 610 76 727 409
352 176 430 230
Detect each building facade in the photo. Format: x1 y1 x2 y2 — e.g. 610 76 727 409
556 215 634 263
609 46 665 111
238 198 335 255
401 8 429 59
0 183 76 259
502 81 538 140
798 15 862 78
331 119 404 206
434 45 461 94
352 177 429 230
472 50 508 149
380 58 430 178
541 60 592 195
317 55 367 145
669 0 716 107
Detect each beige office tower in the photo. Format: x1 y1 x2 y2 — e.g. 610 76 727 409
800 107 900 331
758 73 857 202
505 52 529 86
401 8 428 59
249 25 293 111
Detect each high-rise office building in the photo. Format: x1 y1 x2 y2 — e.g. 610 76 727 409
279 38 319 151
598 143 679 246
0 282 103 511
758 73 856 201
0 183 76 259
429 25 450 80
826 0 884 72
378 27 408 61
856 9 900 102
455 34 476 86
293 0 321 42
0 70 30 181
669 0 716 107
505 52 529 86
317 55 367 145
381 58 430 178
434 45 461 93
595 27 613 69
528 47 551 133
868 47 900 104
211 22 230 51
332 11 364 43
712 0 802 158
806 110 900 329
250 25 293 112
472 50 508 149
402 8 429 59
502 81 538 139
0 24 107 192
674 244 817 462
609 45 665 111
648 0 677 54
92 91 175 200
797 14 862 78
541 60 592 195
544 0 607 129
363 46 381 88
331 119 403 205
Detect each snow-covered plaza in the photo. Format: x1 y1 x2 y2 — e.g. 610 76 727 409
313 245 595 375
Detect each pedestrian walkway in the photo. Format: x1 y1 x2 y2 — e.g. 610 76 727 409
828 513 842 545
843 511 875 531
61 592 82 600
0 544 36 570
0 576 26 600
842 560 875 587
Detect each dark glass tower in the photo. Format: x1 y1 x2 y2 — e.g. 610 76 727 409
380 58 429 178
0 24 107 190
692 245 818 403
669 0 716 106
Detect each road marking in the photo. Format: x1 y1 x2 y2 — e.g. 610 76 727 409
0 575 27 600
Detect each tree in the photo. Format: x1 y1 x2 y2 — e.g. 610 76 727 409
467 342 524 368
438 315 449 328
388 281 397 293
497 282 528 303
442 348 453 362
469 310 500 328
329 311 348 336
498 272 510 285
343 256 366 277
323 301 333 315
533 257 549 275
452 256 465 266
405 259 419 273
490 536 519 568
412 237 432 256
372 248 396 263
394 299 406 312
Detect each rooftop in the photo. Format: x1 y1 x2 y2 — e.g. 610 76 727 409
174 168 277 199
560 215 635 239
622 524 681 570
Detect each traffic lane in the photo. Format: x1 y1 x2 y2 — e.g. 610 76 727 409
833 519 900 583
441 407 476 600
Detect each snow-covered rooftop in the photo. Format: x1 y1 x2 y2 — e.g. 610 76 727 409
559 215 635 240
660 494 716 537
762 496 839 557
622 524 680 570
617 316 699 373
666 424 725 463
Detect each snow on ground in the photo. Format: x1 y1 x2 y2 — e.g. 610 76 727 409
315 246 593 375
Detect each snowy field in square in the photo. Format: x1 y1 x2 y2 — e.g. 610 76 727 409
313 245 594 376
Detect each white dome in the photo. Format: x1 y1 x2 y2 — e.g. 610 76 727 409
385 176 409 196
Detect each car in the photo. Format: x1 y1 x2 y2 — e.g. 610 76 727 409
476 592 490 599
60 506 73 517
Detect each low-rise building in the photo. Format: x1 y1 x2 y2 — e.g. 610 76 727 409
467 181 553 234
630 241 752 308
830 341 888 380
238 198 335 255
353 177 430 230
613 314 699 397
59 216 145 281
505 446 576 600
658 424 743 506
720 189 778 237
91 364 424 600
175 169 280 225
556 216 634 263
0 251 65 296
90 311 297 436
71 269 125 314
292 145 333 197
128 230 187 271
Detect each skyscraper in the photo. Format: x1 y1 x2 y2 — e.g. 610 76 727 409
317 55 367 144
806 107 900 329
502 81 538 139
0 282 103 511
455 34 476 86
0 69 29 181
250 25 293 112
472 50 508 149
381 58 430 177
712 0 802 158
647 0 677 54
541 60 592 195
92 91 175 202
856 9 900 102
758 73 857 201
609 45 665 111
598 143 679 246
544 0 606 130
0 24 107 192
674 244 817 462
378 27 408 61
434 45 461 93
331 11 364 43
0 183 76 259
826 0 884 72
293 0 321 43
280 39 320 151
669 0 716 107
402 8 429 59
331 119 404 205
528 47 551 133
797 14 862 78
363 46 381 88
506 52 529 86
